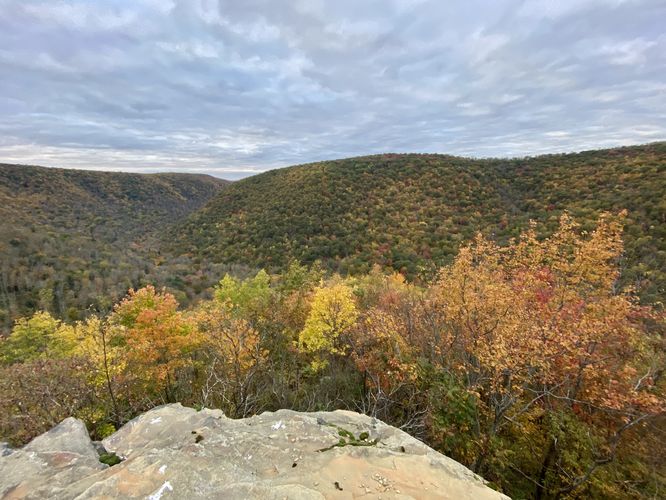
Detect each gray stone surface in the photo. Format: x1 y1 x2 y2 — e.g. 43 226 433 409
0 417 106 499
0 404 510 499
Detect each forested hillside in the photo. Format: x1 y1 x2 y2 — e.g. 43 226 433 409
0 164 228 331
2 216 664 498
171 143 666 304
1 146 665 498
3 144 664 333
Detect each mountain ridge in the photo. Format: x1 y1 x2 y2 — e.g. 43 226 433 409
0 163 228 330
2 142 664 330
169 142 666 303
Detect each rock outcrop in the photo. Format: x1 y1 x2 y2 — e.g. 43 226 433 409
0 404 509 499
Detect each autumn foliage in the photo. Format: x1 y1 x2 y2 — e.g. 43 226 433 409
430 212 664 496
1 213 663 498
110 286 199 403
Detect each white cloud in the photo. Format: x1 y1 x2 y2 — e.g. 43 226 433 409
22 1 138 31
516 0 639 20
0 0 663 177
598 38 658 65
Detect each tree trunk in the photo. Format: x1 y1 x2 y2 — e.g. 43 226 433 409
535 438 557 500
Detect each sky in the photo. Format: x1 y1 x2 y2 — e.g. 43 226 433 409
1 0 664 179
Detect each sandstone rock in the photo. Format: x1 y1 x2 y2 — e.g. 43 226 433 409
0 417 106 499
0 404 510 499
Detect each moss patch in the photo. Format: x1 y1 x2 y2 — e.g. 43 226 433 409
99 452 122 466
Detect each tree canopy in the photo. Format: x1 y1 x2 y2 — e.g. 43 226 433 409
2 212 663 498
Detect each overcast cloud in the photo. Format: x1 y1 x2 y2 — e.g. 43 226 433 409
1 0 664 179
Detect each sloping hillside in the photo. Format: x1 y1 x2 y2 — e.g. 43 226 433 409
0 164 228 329
170 143 666 303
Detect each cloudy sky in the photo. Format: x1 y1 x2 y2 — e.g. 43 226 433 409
1 0 664 179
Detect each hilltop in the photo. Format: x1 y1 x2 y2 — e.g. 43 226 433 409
0 164 228 330
170 142 666 303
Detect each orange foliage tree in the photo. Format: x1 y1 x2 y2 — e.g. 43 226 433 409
348 272 422 426
194 299 267 417
431 212 664 496
110 286 199 405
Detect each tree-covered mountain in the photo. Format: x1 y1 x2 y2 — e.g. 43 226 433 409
170 142 666 304
0 164 228 330
1 146 665 498
2 216 664 498
3 142 664 333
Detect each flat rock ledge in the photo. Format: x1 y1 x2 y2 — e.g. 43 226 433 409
0 404 509 499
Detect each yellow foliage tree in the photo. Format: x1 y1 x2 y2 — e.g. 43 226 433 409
58 316 125 426
299 280 358 370
0 311 61 363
